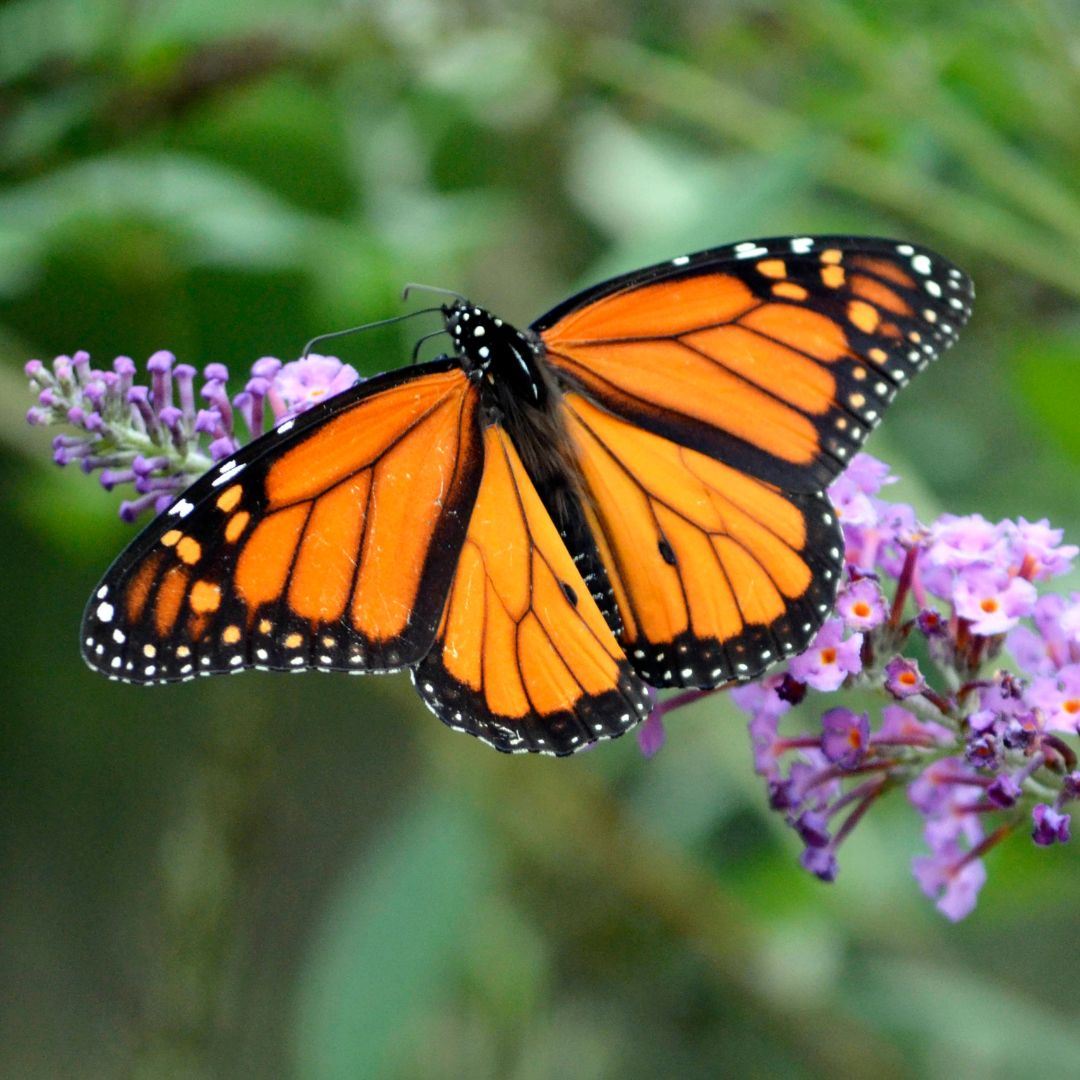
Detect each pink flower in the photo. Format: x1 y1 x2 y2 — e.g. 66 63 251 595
1008 518 1077 581
268 354 360 419
1032 804 1071 846
820 707 870 768
927 513 1010 570
884 656 927 700
953 570 1037 635
787 619 863 691
912 844 987 921
836 577 888 631
1027 665 1080 733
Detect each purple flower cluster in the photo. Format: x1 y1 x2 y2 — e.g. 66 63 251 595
648 453 1080 921
25 350 359 521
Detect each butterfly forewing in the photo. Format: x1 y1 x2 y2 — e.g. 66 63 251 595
536 236 973 493
81 362 483 682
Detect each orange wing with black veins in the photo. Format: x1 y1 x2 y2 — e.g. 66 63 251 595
81 362 483 682
413 423 652 755
535 237 973 493
562 392 842 688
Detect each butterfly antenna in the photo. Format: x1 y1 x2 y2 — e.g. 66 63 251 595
301 307 442 358
401 283 468 304
410 328 450 365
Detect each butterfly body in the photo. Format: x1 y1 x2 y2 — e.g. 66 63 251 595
82 235 973 756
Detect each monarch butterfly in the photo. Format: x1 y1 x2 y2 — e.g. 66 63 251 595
81 235 973 756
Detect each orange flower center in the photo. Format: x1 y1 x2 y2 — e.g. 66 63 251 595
980 598 1000 614
820 647 837 664
852 601 871 617
1065 699 1080 715
900 671 917 686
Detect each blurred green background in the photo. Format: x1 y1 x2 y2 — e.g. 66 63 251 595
3 1 1079 1077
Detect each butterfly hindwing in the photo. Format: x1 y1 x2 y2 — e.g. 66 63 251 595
563 392 843 688
413 423 652 755
81 362 483 682
536 236 973 493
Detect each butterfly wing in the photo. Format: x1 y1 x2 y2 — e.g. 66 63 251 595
535 236 973 493
533 236 972 687
81 361 483 682
413 422 652 756
562 391 842 687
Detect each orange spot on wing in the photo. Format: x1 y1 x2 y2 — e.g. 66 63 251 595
176 536 201 565
772 281 808 301
850 274 911 315
216 484 243 512
190 580 221 614
222 625 241 644
154 566 189 636
821 265 845 288
850 256 915 288
161 529 181 547
757 258 786 279
125 552 163 624
848 300 880 333
224 511 250 543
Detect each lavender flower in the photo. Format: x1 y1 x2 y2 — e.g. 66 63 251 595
786 619 863 691
883 656 926 700
1032 804 1071 846
820 708 870 768
640 450 1080 920
25 350 359 521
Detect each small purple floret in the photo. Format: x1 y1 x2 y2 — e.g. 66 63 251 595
1032 804 1071 846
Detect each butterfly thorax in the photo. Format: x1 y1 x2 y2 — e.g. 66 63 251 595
443 299 622 635
444 301 550 410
